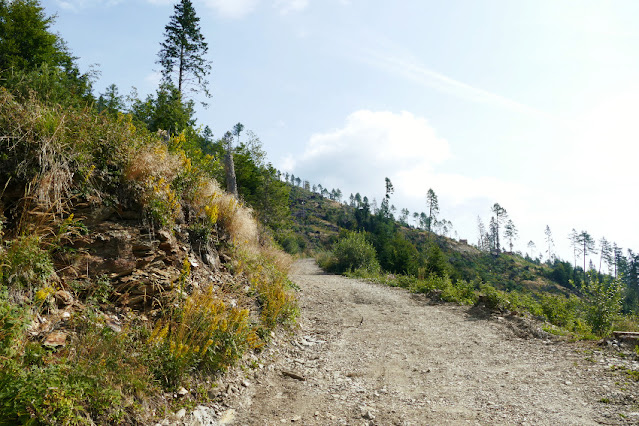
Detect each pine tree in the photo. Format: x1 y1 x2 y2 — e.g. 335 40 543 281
490 203 508 252
527 240 536 260
544 225 554 262
504 219 518 252
157 0 211 98
576 230 595 281
425 188 439 238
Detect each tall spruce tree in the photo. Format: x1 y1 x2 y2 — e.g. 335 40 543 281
157 0 211 98
490 203 508 252
544 225 554 262
425 188 439 238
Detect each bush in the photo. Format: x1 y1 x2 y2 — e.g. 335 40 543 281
478 283 511 312
580 273 624 336
538 293 579 328
148 287 257 389
0 306 154 425
0 235 54 292
326 231 380 274
379 234 420 275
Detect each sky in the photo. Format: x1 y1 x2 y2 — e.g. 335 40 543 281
45 0 639 265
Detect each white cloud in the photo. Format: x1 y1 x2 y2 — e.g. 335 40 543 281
274 0 309 15
355 44 550 119
284 109 539 245
201 0 259 18
286 109 520 206
55 0 123 11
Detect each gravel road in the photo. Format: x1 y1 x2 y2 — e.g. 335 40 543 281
225 259 639 425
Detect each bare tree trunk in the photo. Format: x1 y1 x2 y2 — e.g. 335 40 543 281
225 145 238 197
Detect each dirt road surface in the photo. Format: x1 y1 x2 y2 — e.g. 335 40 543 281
224 259 639 425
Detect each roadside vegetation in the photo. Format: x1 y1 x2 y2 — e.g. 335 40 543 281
301 187 637 340
0 1 297 424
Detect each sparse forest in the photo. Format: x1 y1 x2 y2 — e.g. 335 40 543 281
281 173 639 338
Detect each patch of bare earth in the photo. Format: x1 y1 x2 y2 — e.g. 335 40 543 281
223 259 639 425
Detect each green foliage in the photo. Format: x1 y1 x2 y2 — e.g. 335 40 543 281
580 273 624 336
157 0 211 97
209 134 291 231
0 235 53 292
148 288 257 389
238 248 298 330
129 82 195 134
410 274 477 305
379 234 420 275
478 283 511 312
538 293 579 329
424 243 449 277
0 300 27 358
0 311 156 425
324 231 380 274
0 0 93 105
276 229 305 254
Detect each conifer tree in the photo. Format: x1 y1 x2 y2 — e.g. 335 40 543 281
490 203 508 252
157 0 211 98
544 225 554 262
425 188 439 237
504 219 518 252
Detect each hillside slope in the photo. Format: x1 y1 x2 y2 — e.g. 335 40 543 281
0 89 297 424
287 185 568 294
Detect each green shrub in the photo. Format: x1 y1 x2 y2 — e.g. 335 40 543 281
478 283 511 312
580 273 624 336
538 293 579 328
0 312 155 425
0 235 54 292
326 231 380 274
148 287 260 389
424 243 449 277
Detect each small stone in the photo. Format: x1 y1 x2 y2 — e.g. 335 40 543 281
242 380 250 387
564 381 572 386
43 331 67 348
360 407 375 420
175 408 187 419
177 387 188 396
218 409 236 424
61 311 71 320
106 318 122 333
314 411 320 417
54 290 73 306
291 415 302 422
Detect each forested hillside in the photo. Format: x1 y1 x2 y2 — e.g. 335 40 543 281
282 180 639 338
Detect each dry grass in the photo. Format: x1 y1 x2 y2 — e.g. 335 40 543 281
124 143 182 184
190 179 259 249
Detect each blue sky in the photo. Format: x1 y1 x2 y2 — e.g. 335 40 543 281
46 0 639 265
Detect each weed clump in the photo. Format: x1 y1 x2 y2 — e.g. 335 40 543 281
148 288 258 389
